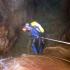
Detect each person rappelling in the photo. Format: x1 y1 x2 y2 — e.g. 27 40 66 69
22 21 45 54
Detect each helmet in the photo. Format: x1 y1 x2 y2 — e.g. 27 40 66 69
25 23 29 28
31 21 38 27
25 23 29 26
31 21 44 33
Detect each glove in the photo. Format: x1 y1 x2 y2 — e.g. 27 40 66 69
22 28 27 32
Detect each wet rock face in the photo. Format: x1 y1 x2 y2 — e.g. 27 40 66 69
0 24 9 55
61 28 70 42
43 45 70 60
0 0 24 55
0 55 70 70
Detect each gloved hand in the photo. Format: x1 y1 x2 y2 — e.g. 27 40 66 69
22 28 27 32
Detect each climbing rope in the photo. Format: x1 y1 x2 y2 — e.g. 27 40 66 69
41 37 70 45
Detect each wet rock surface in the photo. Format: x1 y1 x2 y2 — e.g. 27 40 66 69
0 55 70 70
43 45 70 60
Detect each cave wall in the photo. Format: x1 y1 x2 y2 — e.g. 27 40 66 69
0 0 70 41
19 0 70 47
26 0 70 41
0 0 70 55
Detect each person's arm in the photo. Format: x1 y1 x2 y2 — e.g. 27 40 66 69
22 25 32 32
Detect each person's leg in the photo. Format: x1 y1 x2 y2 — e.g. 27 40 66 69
39 38 45 54
32 39 38 54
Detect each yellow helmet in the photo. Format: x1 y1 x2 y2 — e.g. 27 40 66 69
31 21 44 33
31 21 38 27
